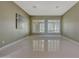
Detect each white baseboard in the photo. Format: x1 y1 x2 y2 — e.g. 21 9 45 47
0 36 28 51
62 36 79 46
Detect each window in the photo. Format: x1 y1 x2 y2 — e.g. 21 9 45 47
32 19 60 33
32 20 45 33
47 20 60 33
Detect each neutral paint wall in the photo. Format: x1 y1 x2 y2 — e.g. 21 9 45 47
62 2 79 42
31 16 61 20
0 2 30 47
31 16 61 34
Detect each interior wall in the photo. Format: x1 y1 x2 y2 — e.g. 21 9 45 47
0 1 30 47
62 2 79 42
31 16 61 34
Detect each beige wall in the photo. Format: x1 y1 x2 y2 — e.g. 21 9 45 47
62 2 79 42
0 2 30 47
31 16 61 20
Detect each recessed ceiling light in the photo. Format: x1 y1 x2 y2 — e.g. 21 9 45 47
56 6 59 8
33 5 37 8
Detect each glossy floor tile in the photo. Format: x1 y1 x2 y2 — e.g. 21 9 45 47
1 35 79 58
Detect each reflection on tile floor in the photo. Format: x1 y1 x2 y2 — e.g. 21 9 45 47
48 40 60 52
32 39 60 52
33 40 44 51
1 35 79 58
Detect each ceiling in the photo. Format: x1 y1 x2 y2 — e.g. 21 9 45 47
14 1 78 16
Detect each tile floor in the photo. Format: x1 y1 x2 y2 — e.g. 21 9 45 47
0 35 79 58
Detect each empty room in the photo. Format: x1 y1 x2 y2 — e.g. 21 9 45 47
0 0 79 58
